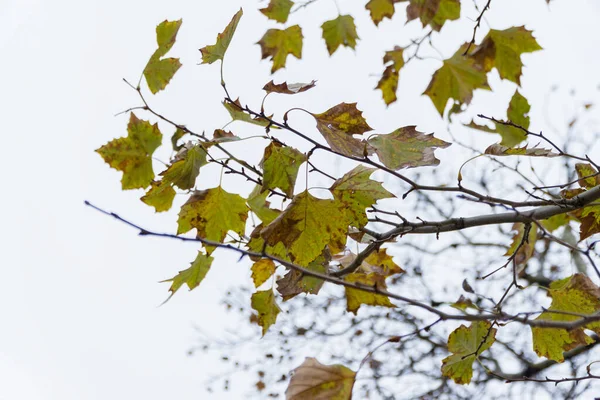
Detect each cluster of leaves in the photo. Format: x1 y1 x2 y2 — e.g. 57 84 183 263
95 2 600 398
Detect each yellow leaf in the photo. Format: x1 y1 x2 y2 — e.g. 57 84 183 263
200 9 243 64
441 321 496 384
257 25 303 73
161 252 213 298
143 19 182 94
344 273 395 314
321 15 359 55
251 290 281 336
260 0 294 23
251 259 276 288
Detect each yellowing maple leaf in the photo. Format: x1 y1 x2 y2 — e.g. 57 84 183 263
376 46 405 105
247 185 281 225
321 15 359 55
177 186 248 253
257 25 303 73
161 251 214 298
199 9 243 64
532 274 600 362
368 126 451 170
366 0 396 26
470 26 542 85
143 19 182 94
251 290 281 336
276 251 329 301
441 321 496 384
286 358 356 400
424 43 490 116
96 113 162 190
251 259 276 288
141 180 176 212
344 272 395 314
261 191 350 266
330 165 394 228
260 0 294 23
404 0 460 31
261 142 306 197
312 102 372 157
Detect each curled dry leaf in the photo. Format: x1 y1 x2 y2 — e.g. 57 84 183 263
286 357 356 399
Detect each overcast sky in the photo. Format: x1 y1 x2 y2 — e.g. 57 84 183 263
1 0 599 399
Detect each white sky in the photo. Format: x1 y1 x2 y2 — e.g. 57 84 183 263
1 0 599 399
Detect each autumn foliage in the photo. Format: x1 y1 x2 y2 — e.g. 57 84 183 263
93 1 600 398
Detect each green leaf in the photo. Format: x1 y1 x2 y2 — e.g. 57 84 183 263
465 90 531 147
368 126 451 170
161 144 208 190
312 102 372 157
251 259 276 287
441 321 496 384
261 142 306 197
223 98 273 127
260 0 294 23
161 251 213 297
171 128 185 151
376 46 405 105
541 213 570 232
366 0 396 26
251 290 281 336
321 15 359 55
286 358 356 400
247 185 281 225
330 165 394 228
199 8 243 64
424 44 490 116
344 272 395 314
177 186 249 253
141 180 176 212
257 25 303 73
143 19 182 94
263 80 316 94
470 26 542 85
261 191 350 266
532 274 600 362
276 251 328 300
96 113 162 190
405 0 460 31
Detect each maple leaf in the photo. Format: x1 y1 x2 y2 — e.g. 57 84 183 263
424 43 490 116
441 321 496 384
465 90 531 147
575 163 600 188
251 259 276 288
263 80 316 94
572 205 600 241
403 0 460 31
143 19 182 94
141 180 176 212
366 0 396 26
470 26 542 85
330 165 394 228
376 46 404 105
199 8 243 64
261 191 350 266
160 144 208 190
532 274 600 362
261 141 306 197
251 290 281 336
96 113 162 190
247 185 281 225
344 272 395 314
368 126 451 170
161 251 214 298
311 102 372 157
257 25 303 73
223 98 273 127
260 0 294 23
286 358 356 400
177 186 249 253
484 143 557 157
276 251 329 300
171 127 185 151
321 15 359 55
